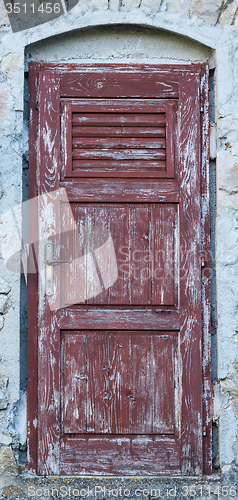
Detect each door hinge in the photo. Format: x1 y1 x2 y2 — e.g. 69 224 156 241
203 426 207 436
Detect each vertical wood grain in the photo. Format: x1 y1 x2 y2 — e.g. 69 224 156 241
200 64 212 475
130 334 152 434
27 61 41 474
108 334 130 433
62 333 87 433
108 205 130 304
152 334 175 434
179 72 203 475
37 72 61 475
89 333 108 433
130 206 151 305
153 205 175 306
93 205 110 305
60 100 72 180
166 102 176 179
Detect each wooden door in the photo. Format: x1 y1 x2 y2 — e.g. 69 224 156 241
28 63 212 476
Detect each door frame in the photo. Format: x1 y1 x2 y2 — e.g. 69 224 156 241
27 62 212 475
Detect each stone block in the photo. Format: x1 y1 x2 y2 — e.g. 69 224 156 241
2 485 23 498
0 446 18 475
189 0 222 24
219 0 238 25
0 277 11 295
220 359 238 397
120 0 141 10
141 0 162 10
160 0 190 14
0 295 9 314
0 374 9 409
217 149 238 200
1 54 23 73
91 0 108 9
109 0 119 10
0 432 12 446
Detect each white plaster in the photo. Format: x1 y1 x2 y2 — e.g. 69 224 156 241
0 277 10 294
210 123 217 160
0 432 12 446
220 404 238 466
213 382 229 422
1 53 23 72
0 315 4 330
13 391 27 446
24 25 213 64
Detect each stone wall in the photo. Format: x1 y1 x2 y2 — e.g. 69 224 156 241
0 0 238 490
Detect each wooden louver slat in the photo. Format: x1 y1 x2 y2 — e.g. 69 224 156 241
60 100 176 179
71 110 167 175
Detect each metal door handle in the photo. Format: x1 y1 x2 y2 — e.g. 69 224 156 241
45 241 71 297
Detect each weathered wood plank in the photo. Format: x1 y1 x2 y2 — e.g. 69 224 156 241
71 163 167 177
166 102 176 178
60 437 181 475
72 137 166 149
60 308 180 330
60 71 179 98
130 206 151 305
152 334 175 434
72 126 165 138
92 206 110 305
72 149 166 161
61 100 72 180
153 205 176 306
37 71 61 475
69 98 169 113
93 333 109 433
62 333 87 433
62 180 179 203
200 63 212 475
72 112 166 127
179 72 203 475
130 335 151 433
109 205 130 305
27 61 41 474
108 334 130 434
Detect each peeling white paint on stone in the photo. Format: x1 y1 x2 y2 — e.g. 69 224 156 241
220 404 238 466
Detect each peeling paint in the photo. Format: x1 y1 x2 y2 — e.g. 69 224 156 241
0 0 238 479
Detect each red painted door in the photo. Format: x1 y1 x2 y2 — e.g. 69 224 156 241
28 63 212 475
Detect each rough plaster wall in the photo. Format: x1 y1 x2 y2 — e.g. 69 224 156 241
0 0 238 482
25 25 213 63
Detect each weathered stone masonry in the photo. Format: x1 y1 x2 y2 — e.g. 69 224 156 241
1 0 238 494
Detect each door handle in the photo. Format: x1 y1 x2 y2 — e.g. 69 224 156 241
45 241 72 297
